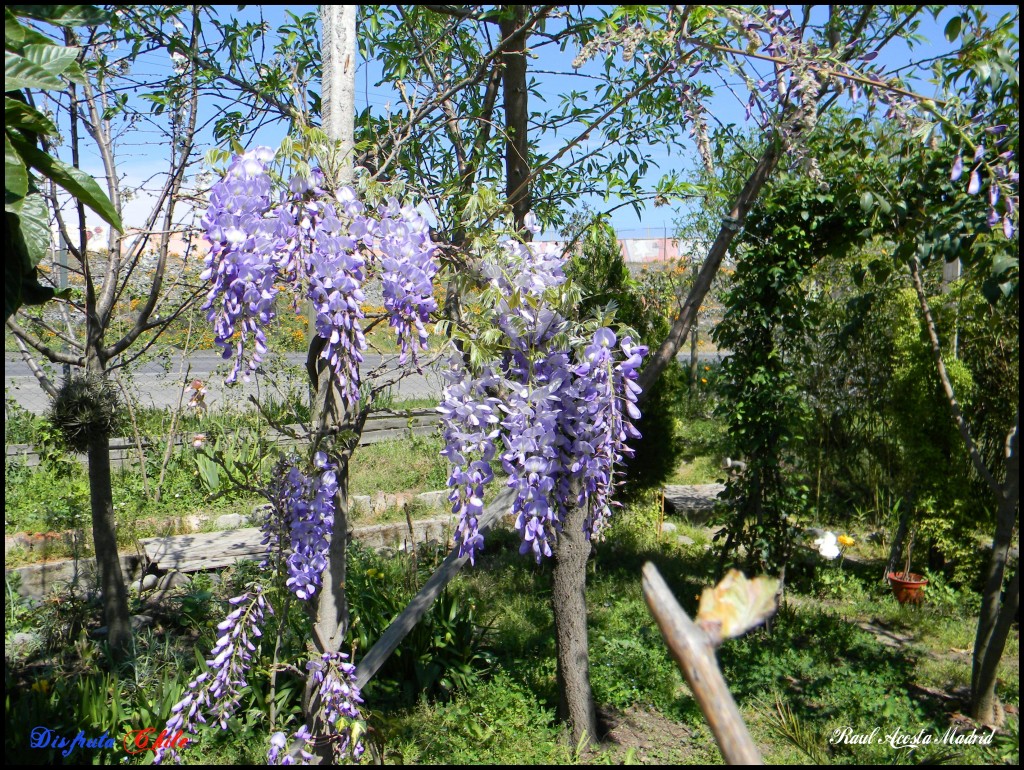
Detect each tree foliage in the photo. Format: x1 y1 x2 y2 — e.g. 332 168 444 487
4 5 122 321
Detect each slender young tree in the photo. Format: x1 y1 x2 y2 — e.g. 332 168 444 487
7 8 208 658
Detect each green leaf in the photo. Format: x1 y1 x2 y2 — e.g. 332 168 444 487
991 253 1018 277
6 96 58 136
15 188 50 267
8 5 109 28
4 133 28 206
4 51 65 90
19 42 80 78
944 16 962 42
10 136 123 231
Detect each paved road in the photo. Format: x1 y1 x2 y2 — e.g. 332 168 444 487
4 349 728 415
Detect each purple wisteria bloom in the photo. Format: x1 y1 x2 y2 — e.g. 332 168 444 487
438 358 502 563
306 652 366 762
377 198 439 363
437 224 648 564
155 588 271 764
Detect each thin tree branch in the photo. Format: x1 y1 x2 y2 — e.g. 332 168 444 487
11 331 59 399
907 257 1000 494
7 317 83 367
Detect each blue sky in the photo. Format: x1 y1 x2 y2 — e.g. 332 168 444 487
74 5 987 239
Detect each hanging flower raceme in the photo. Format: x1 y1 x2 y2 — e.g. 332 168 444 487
561 328 647 540
438 220 647 564
200 147 279 384
200 148 439 395
438 358 502 564
377 197 439 363
154 588 270 764
289 652 366 763
265 654 365 765
500 351 570 561
260 454 337 600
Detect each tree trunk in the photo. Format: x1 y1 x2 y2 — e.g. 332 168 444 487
689 323 699 385
552 499 598 749
303 7 359 764
638 138 780 399
884 508 912 582
909 258 1019 726
500 5 531 231
321 4 357 180
85 366 131 659
971 414 1019 725
972 564 1019 725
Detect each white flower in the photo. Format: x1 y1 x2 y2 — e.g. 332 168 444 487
170 51 188 73
814 531 840 560
192 433 206 448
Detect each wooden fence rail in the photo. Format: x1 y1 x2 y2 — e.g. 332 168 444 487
5 409 441 470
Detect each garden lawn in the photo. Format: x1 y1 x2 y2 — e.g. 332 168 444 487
5 491 1019 764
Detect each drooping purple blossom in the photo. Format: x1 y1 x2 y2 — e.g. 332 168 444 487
200 147 278 384
268 725 314 765
377 198 439 363
438 357 502 563
950 155 964 181
307 652 366 762
261 454 336 600
200 150 440 396
155 588 271 764
438 230 647 564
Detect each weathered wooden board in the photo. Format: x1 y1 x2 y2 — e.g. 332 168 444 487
139 513 463 574
353 486 516 689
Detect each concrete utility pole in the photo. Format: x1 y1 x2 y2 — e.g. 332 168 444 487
320 5 357 186
300 7 359 765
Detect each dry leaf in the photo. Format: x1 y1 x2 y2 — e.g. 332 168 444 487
696 569 779 643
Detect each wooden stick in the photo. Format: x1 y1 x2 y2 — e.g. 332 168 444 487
353 486 516 689
641 562 762 765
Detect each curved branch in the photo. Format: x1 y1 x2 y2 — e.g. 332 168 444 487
11 331 59 399
7 316 84 367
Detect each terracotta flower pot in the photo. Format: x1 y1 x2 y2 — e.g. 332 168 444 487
887 571 928 604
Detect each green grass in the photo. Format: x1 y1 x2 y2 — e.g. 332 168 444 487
379 670 578 765
668 454 723 485
667 416 727 485
4 383 1019 765
349 434 449 497
4 495 1019 766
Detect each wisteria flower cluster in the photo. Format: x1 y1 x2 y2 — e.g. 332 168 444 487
438 220 648 564
201 148 439 390
438 360 502 564
722 8 1019 238
261 453 337 600
950 131 1017 240
312 651 366 761
155 588 270 764
267 726 313 765
376 197 439 363
271 652 366 764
